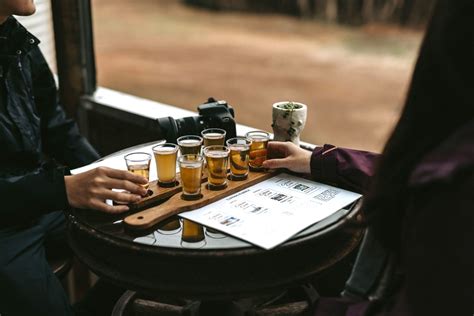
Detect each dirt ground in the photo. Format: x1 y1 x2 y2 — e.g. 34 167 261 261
92 0 423 152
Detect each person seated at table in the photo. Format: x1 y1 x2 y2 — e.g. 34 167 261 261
263 0 473 315
0 1 148 315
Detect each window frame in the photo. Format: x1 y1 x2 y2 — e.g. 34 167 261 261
51 0 315 155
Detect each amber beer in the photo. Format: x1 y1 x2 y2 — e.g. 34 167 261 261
177 135 203 155
246 131 270 170
181 219 205 242
201 128 226 147
226 137 250 180
124 152 151 188
158 218 181 231
178 154 204 199
204 145 229 189
152 143 178 187
127 165 150 188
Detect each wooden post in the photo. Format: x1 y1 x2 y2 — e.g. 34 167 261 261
50 0 97 301
51 0 96 120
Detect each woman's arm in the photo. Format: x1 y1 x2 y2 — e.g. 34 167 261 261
0 165 148 224
263 142 380 194
0 166 69 224
310 144 380 193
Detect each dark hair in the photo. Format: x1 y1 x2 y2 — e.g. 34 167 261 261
362 0 474 251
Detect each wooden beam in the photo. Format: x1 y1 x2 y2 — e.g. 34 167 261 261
51 0 96 120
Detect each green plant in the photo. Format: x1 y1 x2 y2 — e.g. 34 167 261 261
277 101 302 111
275 102 303 138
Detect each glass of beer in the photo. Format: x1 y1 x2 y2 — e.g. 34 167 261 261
178 154 204 200
226 137 251 180
203 145 230 190
124 152 151 189
246 131 270 171
181 219 205 243
201 128 226 147
157 217 182 234
177 135 203 155
152 143 179 187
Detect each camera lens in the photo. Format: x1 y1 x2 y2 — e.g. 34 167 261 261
156 116 179 143
175 116 203 139
155 99 236 144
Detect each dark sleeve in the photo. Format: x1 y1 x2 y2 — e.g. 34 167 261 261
0 164 69 224
310 144 380 194
402 172 473 316
30 47 100 168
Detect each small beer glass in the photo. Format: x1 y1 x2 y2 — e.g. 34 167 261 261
226 137 251 180
124 152 151 189
178 154 204 200
201 128 226 147
181 219 205 243
203 145 230 190
177 135 203 155
246 131 270 171
152 143 179 187
157 217 182 234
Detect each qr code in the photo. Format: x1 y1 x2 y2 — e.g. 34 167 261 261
293 183 314 193
271 193 289 202
314 189 339 201
276 179 316 194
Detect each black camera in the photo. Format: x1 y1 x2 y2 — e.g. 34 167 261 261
156 98 237 143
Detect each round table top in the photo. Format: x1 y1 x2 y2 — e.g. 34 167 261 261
67 143 364 300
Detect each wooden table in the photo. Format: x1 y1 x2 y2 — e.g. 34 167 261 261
67 143 364 314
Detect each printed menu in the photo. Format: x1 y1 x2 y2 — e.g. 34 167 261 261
180 173 362 249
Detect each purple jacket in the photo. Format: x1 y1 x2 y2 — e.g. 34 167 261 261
310 120 473 316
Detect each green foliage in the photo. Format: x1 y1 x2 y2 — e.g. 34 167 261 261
277 101 302 111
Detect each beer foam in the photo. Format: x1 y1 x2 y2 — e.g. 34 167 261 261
179 139 201 146
206 151 228 158
204 133 224 139
155 147 177 154
249 136 268 141
229 145 249 151
181 163 202 168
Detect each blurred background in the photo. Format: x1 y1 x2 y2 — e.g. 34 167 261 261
92 0 432 152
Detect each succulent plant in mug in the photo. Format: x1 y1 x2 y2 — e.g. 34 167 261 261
271 101 307 145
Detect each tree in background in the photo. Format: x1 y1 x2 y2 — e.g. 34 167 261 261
184 0 437 26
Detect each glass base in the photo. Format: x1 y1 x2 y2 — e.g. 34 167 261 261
207 183 228 191
205 228 227 239
180 239 207 249
181 193 203 201
229 174 248 181
158 180 178 188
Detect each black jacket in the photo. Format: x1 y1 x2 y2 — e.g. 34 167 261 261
0 17 99 226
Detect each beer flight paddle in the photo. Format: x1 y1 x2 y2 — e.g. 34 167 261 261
127 169 208 211
124 170 279 231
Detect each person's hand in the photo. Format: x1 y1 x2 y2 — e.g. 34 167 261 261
64 167 148 213
262 141 312 174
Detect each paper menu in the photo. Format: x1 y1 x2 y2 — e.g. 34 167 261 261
180 173 362 250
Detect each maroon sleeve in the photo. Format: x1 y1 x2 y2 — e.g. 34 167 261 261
310 144 380 194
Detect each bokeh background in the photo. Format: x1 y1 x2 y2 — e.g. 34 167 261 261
92 0 431 152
